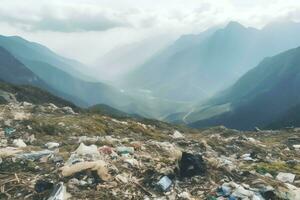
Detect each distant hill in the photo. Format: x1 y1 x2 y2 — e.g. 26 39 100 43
189 46 300 130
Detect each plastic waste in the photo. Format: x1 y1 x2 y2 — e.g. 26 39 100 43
16 150 53 161
98 146 113 155
47 182 66 200
75 143 100 157
178 191 191 199
35 180 54 193
0 147 23 158
157 176 172 191
60 160 111 181
124 158 139 168
217 184 232 196
276 172 295 183
179 152 206 177
116 146 134 155
172 130 184 139
45 142 60 149
116 174 128 183
13 139 27 147
4 127 16 137
231 185 254 199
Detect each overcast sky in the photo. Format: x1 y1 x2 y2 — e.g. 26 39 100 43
0 0 300 65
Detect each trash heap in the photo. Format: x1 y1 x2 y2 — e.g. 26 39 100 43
0 102 300 199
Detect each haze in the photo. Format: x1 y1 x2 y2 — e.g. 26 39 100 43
0 0 300 80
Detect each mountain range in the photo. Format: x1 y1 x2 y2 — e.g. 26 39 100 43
123 21 300 103
1 20 300 130
0 35 188 119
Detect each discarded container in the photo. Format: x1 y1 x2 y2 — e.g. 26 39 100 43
276 172 295 183
157 176 172 191
179 152 206 177
16 150 53 161
116 146 134 155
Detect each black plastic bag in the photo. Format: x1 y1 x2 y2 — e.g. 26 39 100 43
179 152 206 178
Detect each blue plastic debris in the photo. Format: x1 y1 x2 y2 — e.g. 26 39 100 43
4 127 16 137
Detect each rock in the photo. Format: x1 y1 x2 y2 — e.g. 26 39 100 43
276 172 295 183
13 139 27 148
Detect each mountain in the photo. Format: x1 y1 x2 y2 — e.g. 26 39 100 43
0 46 44 86
0 35 140 111
189 46 300 130
0 35 93 81
94 35 173 81
267 103 300 129
123 21 300 103
0 35 188 119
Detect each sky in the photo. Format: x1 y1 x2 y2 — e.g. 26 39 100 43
0 0 300 66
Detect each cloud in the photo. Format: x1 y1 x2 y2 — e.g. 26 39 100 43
0 2 129 32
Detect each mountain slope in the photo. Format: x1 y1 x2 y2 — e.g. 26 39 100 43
189 46 300 130
0 46 44 86
267 103 300 129
0 35 143 114
124 21 300 103
94 35 173 81
0 81 78 110
0 35 92 81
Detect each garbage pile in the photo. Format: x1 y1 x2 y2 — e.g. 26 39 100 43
0 102 300 199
